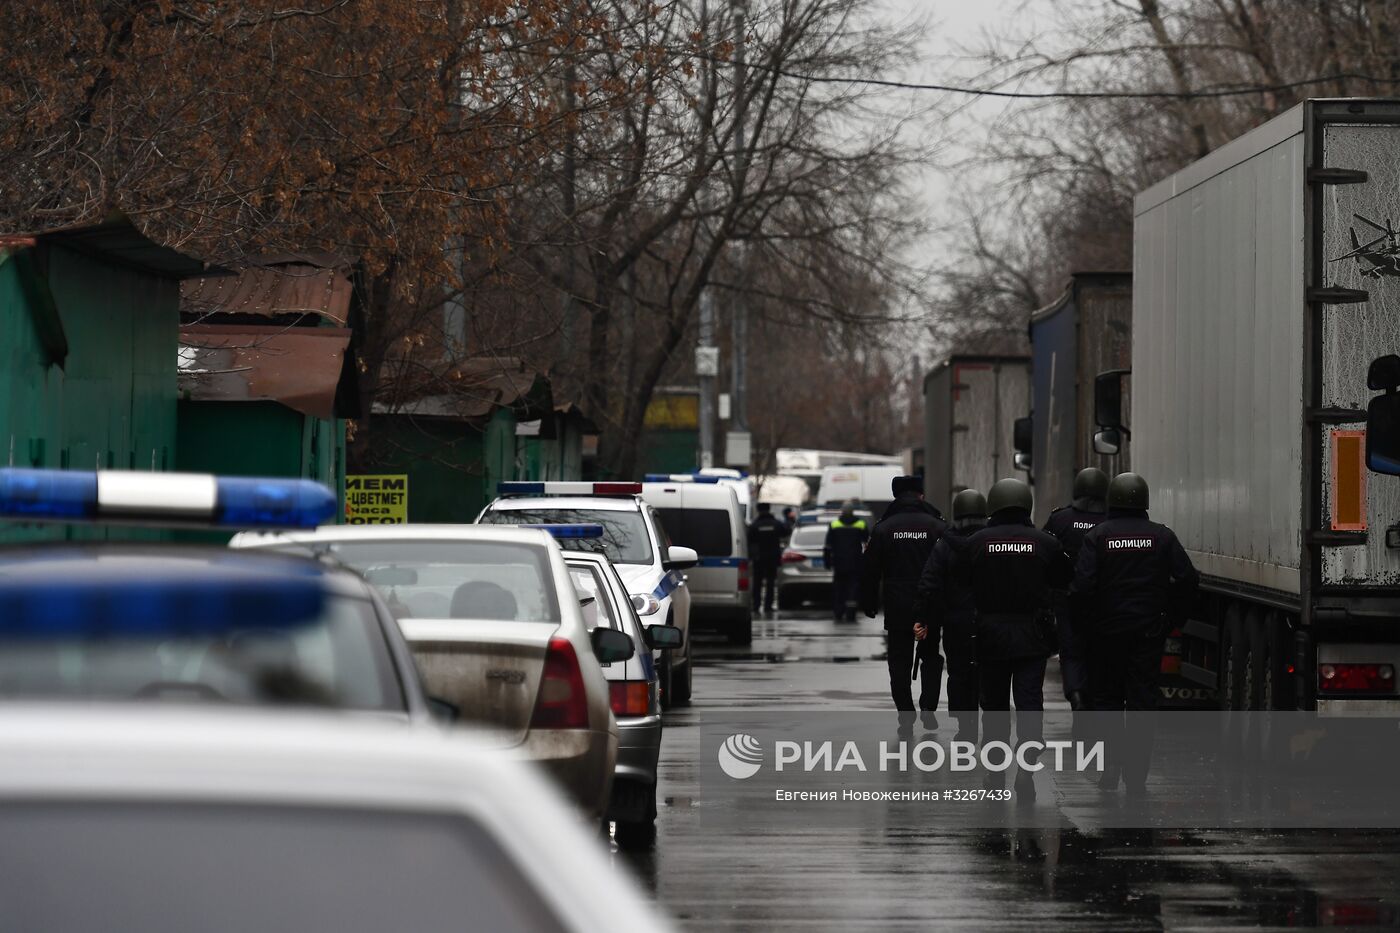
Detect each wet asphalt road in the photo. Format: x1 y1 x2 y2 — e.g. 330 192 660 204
616 609 1400 931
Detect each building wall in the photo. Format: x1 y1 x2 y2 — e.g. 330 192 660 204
368 408 516 522
0 244 179 542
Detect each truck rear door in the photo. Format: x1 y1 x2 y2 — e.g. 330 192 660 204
1317 102 1400 587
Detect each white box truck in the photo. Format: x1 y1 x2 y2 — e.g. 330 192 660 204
1096 99 1400 712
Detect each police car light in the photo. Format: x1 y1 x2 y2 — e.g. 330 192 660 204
0 468 335 529
0 570 326 638
215 477 337 528
522 523 605 539
497 482 642 496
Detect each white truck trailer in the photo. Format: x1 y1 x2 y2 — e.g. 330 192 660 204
924 355 1031 516
1095 99 1400 712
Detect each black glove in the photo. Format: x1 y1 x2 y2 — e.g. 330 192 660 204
1068 690 1087 712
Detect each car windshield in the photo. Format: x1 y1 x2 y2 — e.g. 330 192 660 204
0 803 568 933
655 507 732 557
0 594 402 712
482 508 654 565
311 540 560 623
791 526 828 548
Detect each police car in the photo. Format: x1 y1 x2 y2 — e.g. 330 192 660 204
0 707 674 932
0 468 442 719
478 483 697 707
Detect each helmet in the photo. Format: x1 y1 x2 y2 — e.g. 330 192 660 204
1072 467 1109 502
951 488 987 521
986 478 1033 516
1107 472 1149 510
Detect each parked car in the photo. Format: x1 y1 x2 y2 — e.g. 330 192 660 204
479 483 697 708
0 467 444 721
778 509 873 610
230 524 630 822
562 547 682 849
642 476 752 644
0 706 673 933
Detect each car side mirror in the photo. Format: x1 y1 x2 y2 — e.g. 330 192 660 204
1094 370 1131 438
663 545 698 571
644 623 684 650
1367 355 1400 475
427 696 460 724
1013 451 1032 472
590 627 635 664
1093 428 1121 456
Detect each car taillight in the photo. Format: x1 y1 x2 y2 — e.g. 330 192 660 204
738 558 749 591
609 681 651 717
1318 663 1395 692
781 550 806 564
531 637 590 729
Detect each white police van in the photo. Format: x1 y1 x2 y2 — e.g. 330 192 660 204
477 483 697 707
643 474 751 645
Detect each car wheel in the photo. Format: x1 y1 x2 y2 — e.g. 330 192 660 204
614 791 658 851
671 653 693 705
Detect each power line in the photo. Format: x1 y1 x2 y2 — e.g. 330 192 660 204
741 61 1400 100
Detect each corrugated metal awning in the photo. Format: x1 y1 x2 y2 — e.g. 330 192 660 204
182 260 352 324
178 324 352 419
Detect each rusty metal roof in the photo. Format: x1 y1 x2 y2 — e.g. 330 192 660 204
372 357 552 422
178 324 352 419
182 260 353 324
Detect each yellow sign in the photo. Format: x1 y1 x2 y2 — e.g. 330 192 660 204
644 394 699 430
345 474 408 524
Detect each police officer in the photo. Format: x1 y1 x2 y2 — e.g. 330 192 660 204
823 500 868 622
747 502 787 615
914 488 987 742
1071 472 1199 796
946 478 1071 797
860 475 947 730
1043 467 1111 710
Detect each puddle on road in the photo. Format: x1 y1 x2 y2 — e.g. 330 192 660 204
698 652 884 664
965 827 1400 929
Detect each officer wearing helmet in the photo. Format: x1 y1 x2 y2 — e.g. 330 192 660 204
941 478 1071 798
1043 467 1111 710
860 475 947 731
1071 472 1199 796
914 487 987 742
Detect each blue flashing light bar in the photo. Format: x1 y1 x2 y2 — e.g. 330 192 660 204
215 477 337 529
0 469 98 520
522 523 605 539
0 571 326 639
0 468 335 530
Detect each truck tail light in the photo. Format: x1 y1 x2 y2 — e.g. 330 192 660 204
531 637 590 729
738 558 749 591
781 550 806 565
1318 663 1395 693
609 681 651 717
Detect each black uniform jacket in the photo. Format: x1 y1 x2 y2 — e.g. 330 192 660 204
747 513 788 568
953 515 1072 660
823 518 869 575
1042 500 1109 567
914 524 978 626
859 494 946 630
1070 509 1200 637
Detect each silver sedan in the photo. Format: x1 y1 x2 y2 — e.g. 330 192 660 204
230 525 629 821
